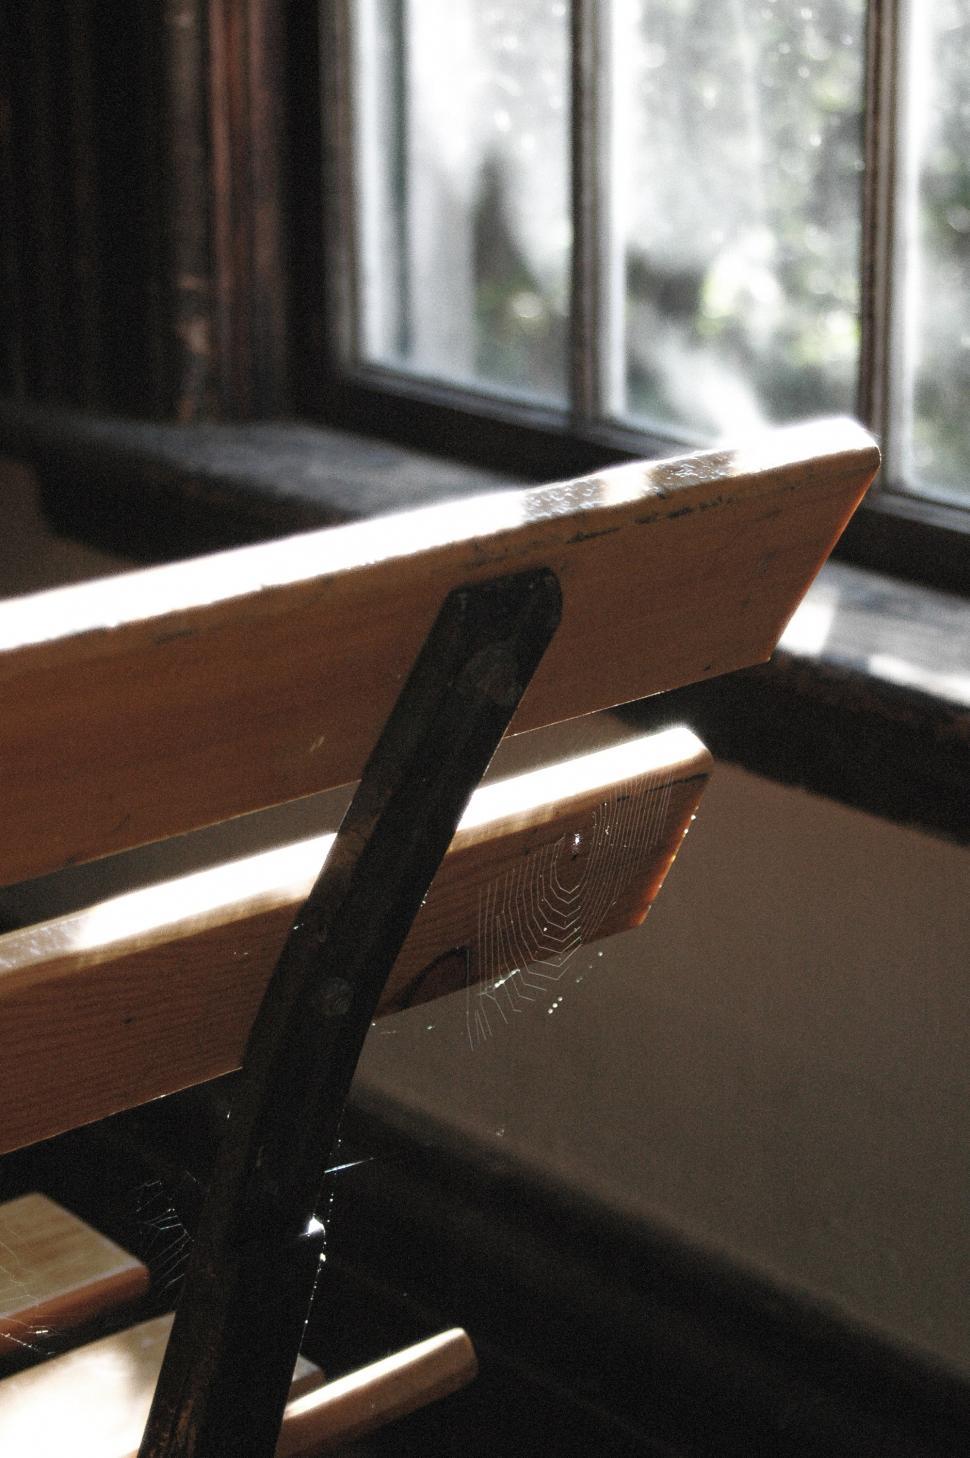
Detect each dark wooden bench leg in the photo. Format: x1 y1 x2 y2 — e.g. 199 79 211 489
138 568 562 1458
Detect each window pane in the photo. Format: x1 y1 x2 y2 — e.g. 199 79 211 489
607 0 866 440
353 0 570 402
901 0 970 505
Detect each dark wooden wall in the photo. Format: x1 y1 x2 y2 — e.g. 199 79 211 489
0 0 296 421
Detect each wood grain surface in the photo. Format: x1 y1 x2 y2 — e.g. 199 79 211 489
0 1193 148 1355
0 1311 473 1457
0 419 877 884
0 1311 322 1457
0 729 709 1154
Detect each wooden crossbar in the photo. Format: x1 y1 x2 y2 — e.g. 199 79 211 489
0 1312 323 1455
0 728 708 1155
0 419 877 885
0 1312 475 1457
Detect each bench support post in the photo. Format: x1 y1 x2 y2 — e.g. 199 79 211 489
138 568 562 1458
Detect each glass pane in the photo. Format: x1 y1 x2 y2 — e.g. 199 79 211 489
901 0 970 505
607 0 866 440
353 0 571 402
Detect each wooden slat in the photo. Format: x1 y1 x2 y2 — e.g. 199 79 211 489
0 1312 474 1457
0 728 709 1154
0 418 877 883
278 1329 478 1455
0 1311 323 1457
0 1194 147 1356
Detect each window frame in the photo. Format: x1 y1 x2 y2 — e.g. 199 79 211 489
300 0 968 595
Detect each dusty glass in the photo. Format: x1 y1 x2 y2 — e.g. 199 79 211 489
606 0 866 441
353 0 571 401
901 0 970 504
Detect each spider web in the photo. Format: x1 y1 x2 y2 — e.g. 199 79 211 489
466 769 674 1047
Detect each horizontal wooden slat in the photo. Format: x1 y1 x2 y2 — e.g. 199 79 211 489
279 1328 478 1455
0 1312 474 1457
0 729 709 1154
0 1194 147 1356
0 1312 322 1457
0 418 877 883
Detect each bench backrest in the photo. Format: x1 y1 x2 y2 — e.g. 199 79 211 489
0 418 876 885
0 419 878 1155
0 418 878 1457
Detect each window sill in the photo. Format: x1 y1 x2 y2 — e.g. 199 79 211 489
2 401 966 845
631 559 969 846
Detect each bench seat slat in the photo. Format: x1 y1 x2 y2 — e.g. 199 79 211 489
0 1312 475 1457
0 1312 321 1457
0 1194 147 1356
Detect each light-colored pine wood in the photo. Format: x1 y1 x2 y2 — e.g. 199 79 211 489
277 1328 477 1455
0 1194 148 1356
0 419 877 884
0 1310 473 1458
0 1311 323 1457
0 729 709 1155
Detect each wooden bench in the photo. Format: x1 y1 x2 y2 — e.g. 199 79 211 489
0 419 878 1455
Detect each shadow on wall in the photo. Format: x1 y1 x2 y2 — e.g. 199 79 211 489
358 742 970 1383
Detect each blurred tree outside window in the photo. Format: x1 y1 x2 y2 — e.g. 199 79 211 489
349 0 970 512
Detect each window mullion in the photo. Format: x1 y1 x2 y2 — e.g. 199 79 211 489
569 0 607 425
859 0 906 485
321 0 361 370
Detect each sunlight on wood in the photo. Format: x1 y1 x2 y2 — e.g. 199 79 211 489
460 725 702 832
0 418 877 886
14 728 703 957
0 1313 322 1458
0 1314 473 1458
0 728 710 1153
0 1194 147 1356
0 418 870 654
278 1329 477 1455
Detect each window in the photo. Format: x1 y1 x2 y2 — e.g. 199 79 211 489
898 1 970 505
321 1 970 538
1 4 965 588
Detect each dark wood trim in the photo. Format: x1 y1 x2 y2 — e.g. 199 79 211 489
838 488 970 597
0 2 23 398
301 5 967 593
152 1 214 420
209 0 289 418
64 0 103 407
286 0 327 415
626 663 970 848
311 367 681 482
4 3 76 404
1 4 965 577
0 0 291 421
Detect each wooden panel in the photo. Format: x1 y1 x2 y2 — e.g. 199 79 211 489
0 1312 473 1457
0 1311 321 1457
0 419 877 883
0 729 709 1154
0 1193 147 1356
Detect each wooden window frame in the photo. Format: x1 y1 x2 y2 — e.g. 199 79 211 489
0 0 965 593
304 0 968 594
